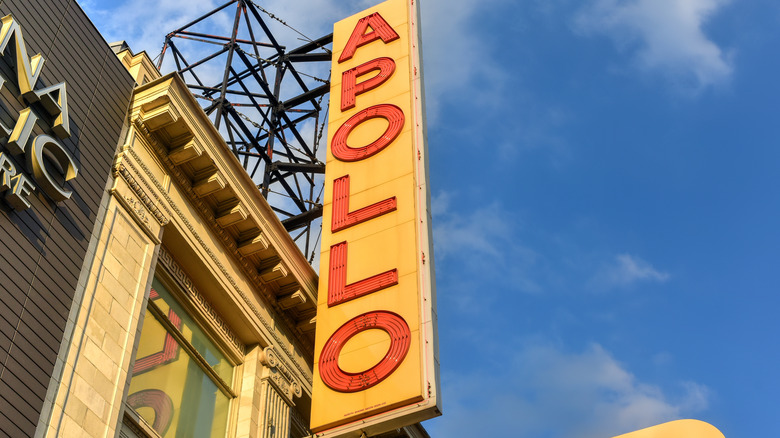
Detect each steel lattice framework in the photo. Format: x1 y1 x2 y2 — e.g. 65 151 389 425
157 0 332 262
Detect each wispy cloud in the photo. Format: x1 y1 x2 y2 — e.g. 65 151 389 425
433 193 537 271
432 192 514 261
593 253 670 290
420 0 511 118
429 342 709 438
431 191 542 311
81 0 224 56
575 0 733 90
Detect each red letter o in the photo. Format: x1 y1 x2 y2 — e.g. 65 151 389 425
319 311 411 393
331 104 404 162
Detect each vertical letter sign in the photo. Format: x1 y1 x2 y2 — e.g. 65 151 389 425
312 0 440 436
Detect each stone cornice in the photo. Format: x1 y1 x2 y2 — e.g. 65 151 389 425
124 73 318 390
124 143 313 387
130 74 318 298
112 147 170 228
116 49 162 85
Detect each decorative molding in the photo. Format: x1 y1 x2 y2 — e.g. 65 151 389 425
134 122 277 290
157 247 245 356
259 346 303 403
125 142 311 385
113 152 170 226
133 122 290 298
116 148 174 225
123 195 151 227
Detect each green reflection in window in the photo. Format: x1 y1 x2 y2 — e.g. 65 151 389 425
127 277 234 438
150 277 234 384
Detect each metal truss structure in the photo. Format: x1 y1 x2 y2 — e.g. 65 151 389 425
157 0 332 262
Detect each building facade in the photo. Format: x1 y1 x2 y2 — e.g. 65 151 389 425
0 0 135 434
43 50 321 437
0 1 431 437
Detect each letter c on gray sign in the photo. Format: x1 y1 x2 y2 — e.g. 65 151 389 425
28 134 78 201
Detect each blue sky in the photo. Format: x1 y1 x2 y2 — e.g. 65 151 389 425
82 0 779 436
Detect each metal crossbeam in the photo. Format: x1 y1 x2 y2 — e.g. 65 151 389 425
158 0 331 261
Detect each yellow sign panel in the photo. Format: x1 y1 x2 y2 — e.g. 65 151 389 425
613 420 725 438
311 0 440 435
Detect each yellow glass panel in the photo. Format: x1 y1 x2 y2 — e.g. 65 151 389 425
127 277 234 438
151 278 233 384
127 309 230 438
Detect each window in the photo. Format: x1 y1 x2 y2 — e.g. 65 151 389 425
126 276 235 438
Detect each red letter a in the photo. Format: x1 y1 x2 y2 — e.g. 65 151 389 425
338 12 400 63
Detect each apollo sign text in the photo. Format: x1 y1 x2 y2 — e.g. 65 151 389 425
311 0 440 435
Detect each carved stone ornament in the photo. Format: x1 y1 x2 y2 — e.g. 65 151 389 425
123 195 150 226
260 346 303 402
112 149 170 227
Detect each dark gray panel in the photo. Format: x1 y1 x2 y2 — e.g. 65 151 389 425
1 355 45 410
0 286 24 320
0 244 37 292
10 317 57 367
0 402 33 437
0 0 135 435
20 287 66 339
2 357 48 419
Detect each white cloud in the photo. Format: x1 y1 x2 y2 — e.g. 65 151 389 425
576 0 733 90
432 192 513 261
82 0 223 57
429 343 710 438
83 0 369 64
593 253 670 289
420 0 510 117
431 192 542 301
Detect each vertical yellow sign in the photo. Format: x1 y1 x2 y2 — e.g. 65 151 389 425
311 0 440 435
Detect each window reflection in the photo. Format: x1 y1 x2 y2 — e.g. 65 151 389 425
127 277 233 438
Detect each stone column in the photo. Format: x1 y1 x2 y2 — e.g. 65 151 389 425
237 346 302 438
40 153 168 438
